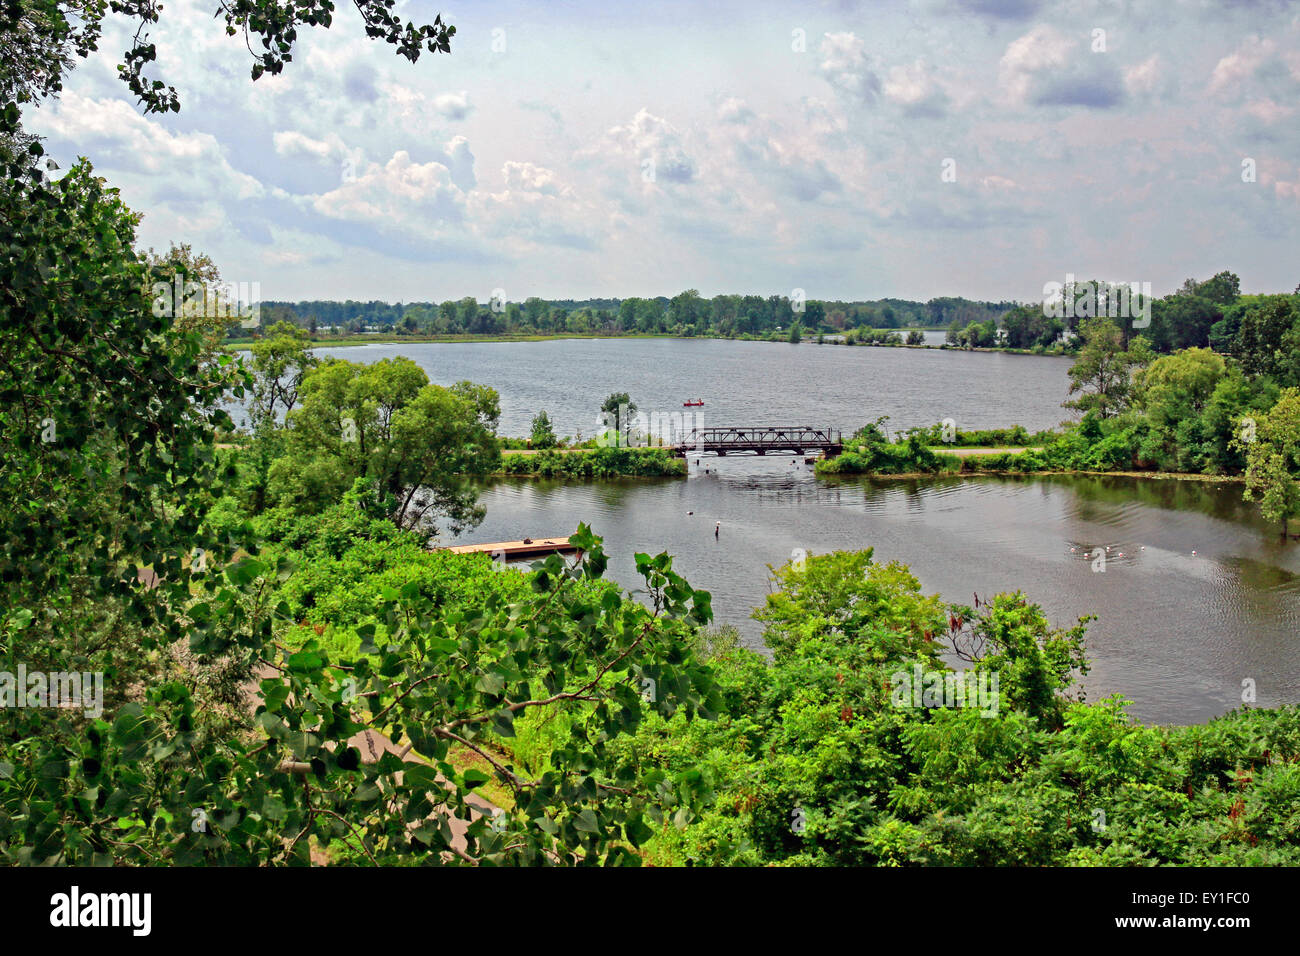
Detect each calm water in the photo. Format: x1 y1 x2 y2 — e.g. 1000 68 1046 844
312 336 1070 438
296 338 1298 725
463 465 1300 726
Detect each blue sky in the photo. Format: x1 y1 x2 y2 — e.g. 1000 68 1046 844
25 0 1300 303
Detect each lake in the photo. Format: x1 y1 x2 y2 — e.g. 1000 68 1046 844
306 337 1298 725
311 336 1070 439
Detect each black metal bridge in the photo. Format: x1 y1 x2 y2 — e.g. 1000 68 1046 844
672 426 843 457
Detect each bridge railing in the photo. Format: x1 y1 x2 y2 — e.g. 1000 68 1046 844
673 426 844 454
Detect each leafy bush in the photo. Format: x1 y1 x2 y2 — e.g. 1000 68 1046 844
615 549 1300 866
501 446 685 478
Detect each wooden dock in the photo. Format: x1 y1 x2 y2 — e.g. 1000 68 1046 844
445 536 576 558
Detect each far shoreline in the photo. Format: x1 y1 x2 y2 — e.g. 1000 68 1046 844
219 331 1077 358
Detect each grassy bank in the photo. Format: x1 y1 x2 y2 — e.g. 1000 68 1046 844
497 446 685 479
816 418 1258 484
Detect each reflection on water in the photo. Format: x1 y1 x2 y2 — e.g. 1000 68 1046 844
459 460 1300 726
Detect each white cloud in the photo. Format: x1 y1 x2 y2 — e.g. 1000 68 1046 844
273 130 337 161
998 25 1072 103
39 91 264 200
594 108 697 184
1124 55 1163 98
978 175 1017 192
433 90 473 120
883 59 949 116
997 25 1123 109
1208 36 1274 96
313 150 467 227
501 161 571 196
1244 98 1294 123
717 97 756 125
442 136 477 191
23 0 1300 300
818 32 881 103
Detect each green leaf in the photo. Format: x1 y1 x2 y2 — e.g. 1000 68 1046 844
624 814 653 847
490 709 516 738
475 672 505 695
286 650 323 672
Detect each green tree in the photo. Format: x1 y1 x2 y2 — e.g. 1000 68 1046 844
959 319 997 348
524 296 547 329
248 321 318 427
0 0 731 872
1001 303 1060 349
267 357 500 532
1134 348 1226 422
1189 270 1241 306
600 392 637 446
669 289 705 330
530 409 558 449
142 242 234 360
1149 293 1222 352
1238 388 1300 535
1064 319 1150 419
1235 297 1300 383
802 301 826 329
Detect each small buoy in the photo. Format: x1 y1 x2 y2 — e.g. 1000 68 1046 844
1117 552 1124 557
1106 545 1111 551
1070 547 1076 552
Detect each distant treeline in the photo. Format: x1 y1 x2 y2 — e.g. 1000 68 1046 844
255 292 1014 338
252 271 1297 360
947 271 1297 355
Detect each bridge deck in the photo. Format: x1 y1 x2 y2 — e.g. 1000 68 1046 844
671 426 843 457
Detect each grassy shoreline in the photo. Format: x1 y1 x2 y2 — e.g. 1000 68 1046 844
217 437 1240 485
828 467 1247 483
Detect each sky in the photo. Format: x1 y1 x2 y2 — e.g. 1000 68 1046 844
23 0 1300 304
